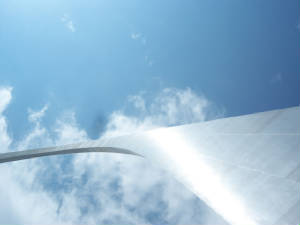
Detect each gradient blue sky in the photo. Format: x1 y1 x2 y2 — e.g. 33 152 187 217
1 0 299 141
0 0 299 224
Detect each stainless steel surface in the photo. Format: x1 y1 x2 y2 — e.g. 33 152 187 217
1 106 299 225
0 145 140 163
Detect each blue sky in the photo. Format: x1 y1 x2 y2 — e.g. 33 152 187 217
0 0 299 224
1 0 299 140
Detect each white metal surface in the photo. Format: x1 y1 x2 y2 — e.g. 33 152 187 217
1 106 299 225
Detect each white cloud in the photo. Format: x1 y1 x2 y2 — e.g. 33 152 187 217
61 14 76 32
28 105 48 124
54 111 88 145
103 87 218 138
0 87 12 153
128 94 146 112
0 86 12 114
0 87 225 225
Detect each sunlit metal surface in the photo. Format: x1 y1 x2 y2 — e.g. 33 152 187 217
1 106 299 225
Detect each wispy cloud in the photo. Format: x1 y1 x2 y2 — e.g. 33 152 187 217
141 37 147 45
0 86 12 114
0 87 12 153
103 87 223 138
145 55 154 67
0 86 226 225
130 32 146 45
131 31 156 67
270 73 282 84
61 14 76 32
131 32 142 40
28 105 48 124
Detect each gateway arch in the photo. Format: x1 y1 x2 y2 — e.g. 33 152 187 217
1 106 299 225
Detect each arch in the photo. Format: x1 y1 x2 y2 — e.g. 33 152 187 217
0 106 299 225
0 145 142 164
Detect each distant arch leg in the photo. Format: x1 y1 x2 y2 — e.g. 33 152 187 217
0 146 142 164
